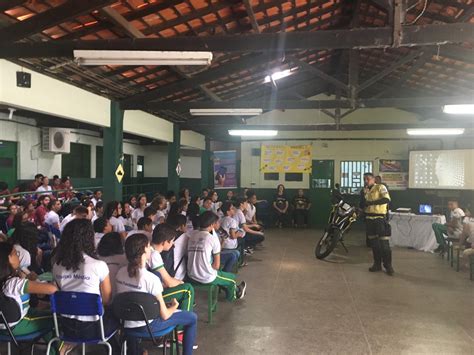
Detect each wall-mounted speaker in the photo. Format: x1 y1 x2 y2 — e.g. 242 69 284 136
16 71 31 88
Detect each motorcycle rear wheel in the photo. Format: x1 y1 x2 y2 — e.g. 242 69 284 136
315 228 341 259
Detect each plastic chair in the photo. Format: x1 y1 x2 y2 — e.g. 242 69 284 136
112 292 179 355
46 291 118 355
0 296 52 355
188 281 218 324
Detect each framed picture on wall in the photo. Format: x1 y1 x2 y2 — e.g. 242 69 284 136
379 160 408 172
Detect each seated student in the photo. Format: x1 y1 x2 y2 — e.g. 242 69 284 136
127 217 153 240
209 191 221 215
200 188 209 204
273 184 289 228
131 194 147 225
11 223 39 276
92 201 104 223
115 234 198 355
59 205 89 233
6 203 18 230
169 199 189 217
234 198 265 253
166 214 190 281
225 190 236 203
90 190 102 207
105 201 127 240
187 211 246 302
179 188 191 203
151 196 167 225
292 189 311 228
0 242 58 351
245 190 263 231
149 224 195 313
199 197 213 215
24 200 37 225
36 175 53 196
97 232 127 295
165 191 177 217
35 195 51 227
220 202 244 268
119 201 134 231
45 199 62 231
93 217 113 247
52 219 117 347
143 206 158 229
432 200 465 253
187 196 201 227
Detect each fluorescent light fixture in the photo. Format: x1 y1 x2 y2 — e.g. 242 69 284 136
443 104 474 115
228 130 278 137
190 108 263 116
406 128 465 136
264 68 297 83
73 50 213 66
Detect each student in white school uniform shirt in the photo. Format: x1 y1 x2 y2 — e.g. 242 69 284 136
0 243 58 347
220 202 244 263
44 199 62 231
148 224 195 313
187 211 246 302
166 214 191 281
59 205 89 233
52 219 118 344
90 190 102 207
105 200 127 240
131 194 148 225
115 233 198 354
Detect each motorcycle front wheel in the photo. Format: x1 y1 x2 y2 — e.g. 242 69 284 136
315 228 341 259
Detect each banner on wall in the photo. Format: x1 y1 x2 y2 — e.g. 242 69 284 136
260 144 312 173
379 172 408 190
213 150 237 189
379 159 408 190
379 159 408 172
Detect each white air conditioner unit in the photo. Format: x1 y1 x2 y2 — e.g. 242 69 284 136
42 128 71 154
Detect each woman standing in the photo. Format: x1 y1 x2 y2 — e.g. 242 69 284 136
272 184 289 228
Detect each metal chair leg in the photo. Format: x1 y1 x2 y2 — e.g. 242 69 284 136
82 342 86 355
7 341 11 355
46 337 59 355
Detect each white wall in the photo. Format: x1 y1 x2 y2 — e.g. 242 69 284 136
241 138 444 189
0 113 203 180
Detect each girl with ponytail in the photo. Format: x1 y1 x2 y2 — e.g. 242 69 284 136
116 233 198 355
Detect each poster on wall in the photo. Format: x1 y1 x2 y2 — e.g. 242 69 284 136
379 159 408 172
260 144 312 173
379 172 409 190
213 150 237 189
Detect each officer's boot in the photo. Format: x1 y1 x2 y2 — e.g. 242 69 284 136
381 239 394 276
369 238 382 272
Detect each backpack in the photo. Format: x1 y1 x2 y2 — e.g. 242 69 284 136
0 288 21 328
160 232 186 278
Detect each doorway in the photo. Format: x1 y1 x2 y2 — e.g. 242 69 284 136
0 140 17 191
310 160 334 227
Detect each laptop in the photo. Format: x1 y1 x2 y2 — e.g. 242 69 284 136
419 204 432 215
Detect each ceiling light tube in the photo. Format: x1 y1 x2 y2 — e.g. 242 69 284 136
264 68 297 83
190 108 263 116
443 104 474 115
406 128 465 136
228 130 278 137
73 50 213 66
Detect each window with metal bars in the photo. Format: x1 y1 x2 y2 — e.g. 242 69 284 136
340 161 373 194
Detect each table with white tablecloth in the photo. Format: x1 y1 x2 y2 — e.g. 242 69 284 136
389 212 446 252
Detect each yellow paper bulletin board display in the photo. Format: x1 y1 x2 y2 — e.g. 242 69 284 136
260 144 312 173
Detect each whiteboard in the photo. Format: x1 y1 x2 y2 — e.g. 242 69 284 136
409 150 474 190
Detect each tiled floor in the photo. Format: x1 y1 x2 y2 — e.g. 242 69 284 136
194 228 474 355
9 228 474 354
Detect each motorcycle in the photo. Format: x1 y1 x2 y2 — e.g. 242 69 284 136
315 199 358 259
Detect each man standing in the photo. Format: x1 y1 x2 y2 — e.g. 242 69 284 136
361 173 393 275
432 200 465 253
